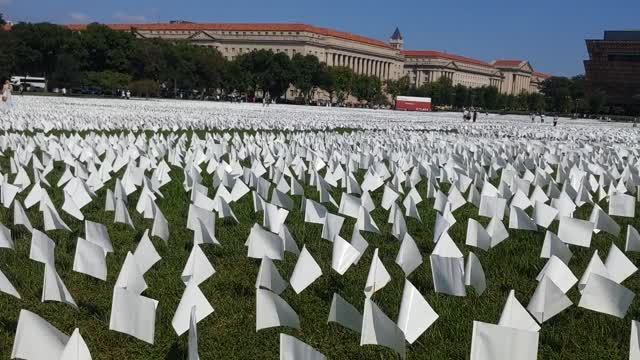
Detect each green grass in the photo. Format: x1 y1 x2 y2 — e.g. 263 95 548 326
0 132 638 360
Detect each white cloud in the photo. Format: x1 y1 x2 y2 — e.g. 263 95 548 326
69 12 90 23
113 12 147 23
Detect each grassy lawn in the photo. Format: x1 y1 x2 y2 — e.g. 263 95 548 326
0 130 637 359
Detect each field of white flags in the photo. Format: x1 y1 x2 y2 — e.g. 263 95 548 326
0 95 639 359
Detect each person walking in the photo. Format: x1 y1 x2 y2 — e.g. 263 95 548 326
2 79 13 111
531 113 535 123
540 113 545 123
553 114 558 127
473 110 477 123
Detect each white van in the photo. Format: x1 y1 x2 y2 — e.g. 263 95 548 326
10 76 46 91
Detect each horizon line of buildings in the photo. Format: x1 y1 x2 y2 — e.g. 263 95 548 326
6 21 553 95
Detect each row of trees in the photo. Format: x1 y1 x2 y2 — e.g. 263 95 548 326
0 19 387 103
385 74 609 114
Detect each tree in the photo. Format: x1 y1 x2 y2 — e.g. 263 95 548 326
80 23 135 73
385 75 411 100
11 22 75 76
291 53 323 103
352 74 382 104
222 60 250 95
483 86 499 110
453 84 468 108
129 39 168 81
587 89 607 114
329 66 354 104
541 77 573 113
315 62 333 101
129 80 159 98
0 28 16 81
84 71 131 92
263 52 293 101
50 52 82 89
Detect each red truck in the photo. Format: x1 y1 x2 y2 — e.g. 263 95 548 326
395 96 432 112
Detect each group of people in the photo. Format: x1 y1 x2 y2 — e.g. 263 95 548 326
531 112 560 127
462 108 487 122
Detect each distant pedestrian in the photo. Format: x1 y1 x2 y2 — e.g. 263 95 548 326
126 90 131 99
553 114 558 127
531 113 535 123
62 87 67 96
540 114 545 123
473 110 477 123
2 79 13 111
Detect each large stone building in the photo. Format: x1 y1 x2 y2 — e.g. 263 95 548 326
67 22 406 81
66 22 550 95
585 31 640 107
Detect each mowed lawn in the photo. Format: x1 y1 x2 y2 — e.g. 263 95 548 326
0 130 637 359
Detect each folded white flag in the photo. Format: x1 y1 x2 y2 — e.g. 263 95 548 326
172 281 214 336
109 287 158 344
470 321 539 360
465 252 487 296
364 248 391 298
256 289 300 331
328 293 362 333
290 245 322 294
578 273 635 318
256 256 287 295
527 275 572 323
360 298 406 359
182 244 216 287
397 279 438 344
498 290 540 332
280 333 326 360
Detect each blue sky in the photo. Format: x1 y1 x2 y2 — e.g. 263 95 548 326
2 0 638 76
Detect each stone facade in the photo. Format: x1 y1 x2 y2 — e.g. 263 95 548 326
65 23 551 95
585 31 640 106
67 23 405 81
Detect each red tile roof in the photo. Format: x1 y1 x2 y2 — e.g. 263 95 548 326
492 60 525 67
66 23 394 49
532 71 552 79
401 50 492 68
